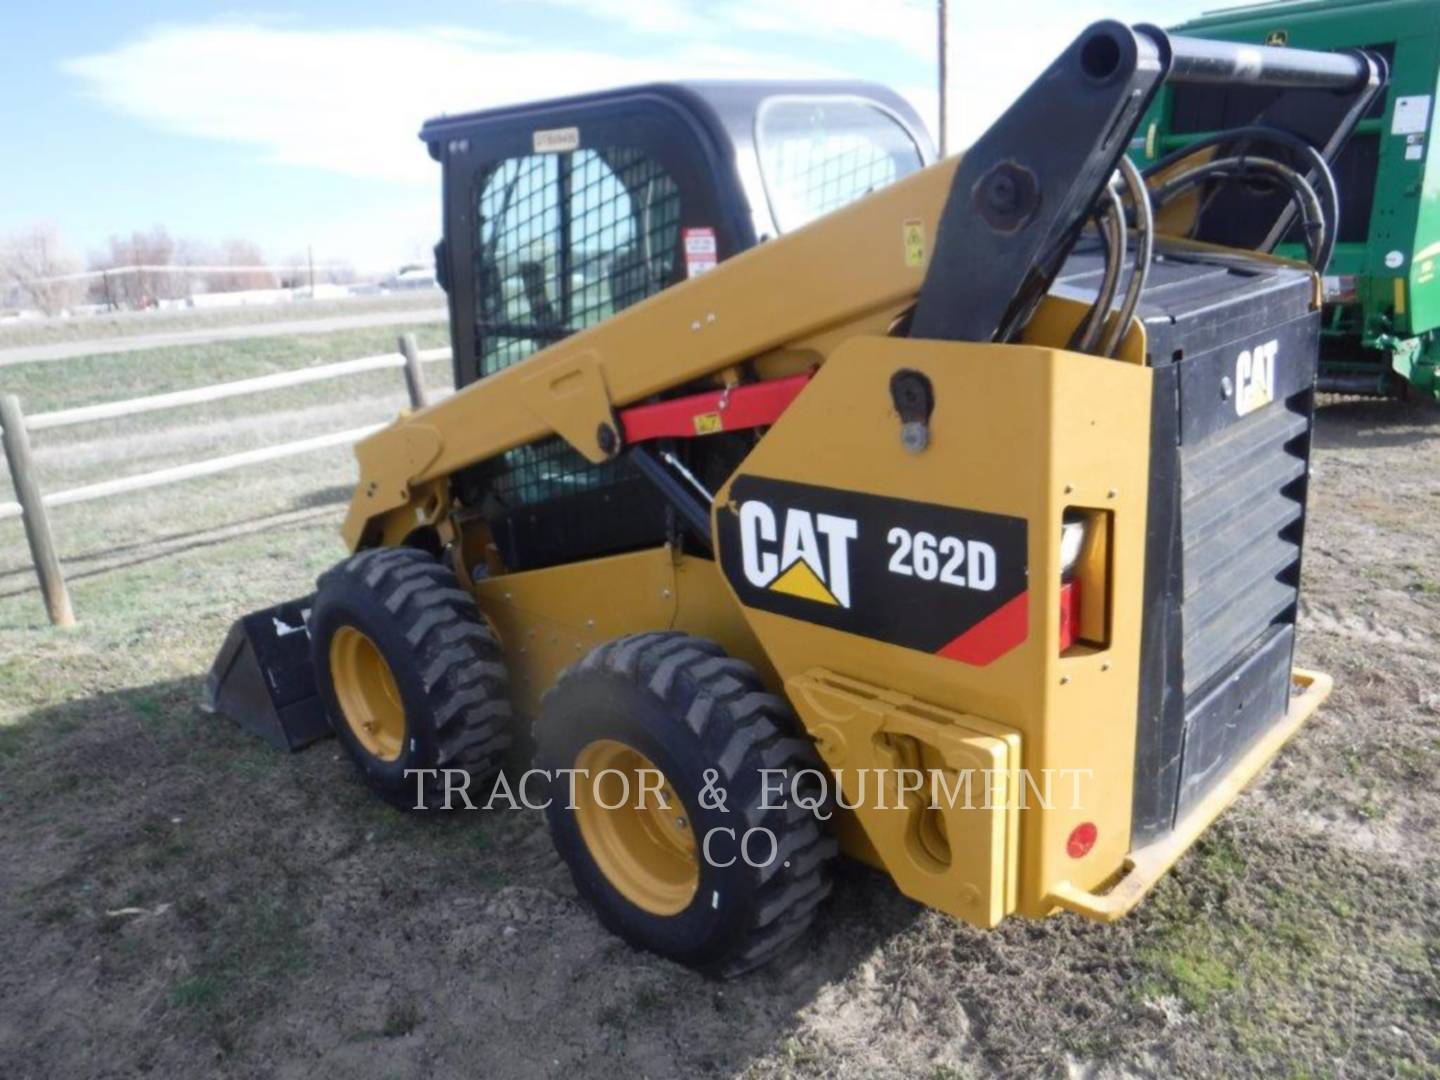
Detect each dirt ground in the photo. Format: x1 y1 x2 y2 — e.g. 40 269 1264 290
0 363 1436 1077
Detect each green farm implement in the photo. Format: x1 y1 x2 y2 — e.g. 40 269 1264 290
1136 0 1440 398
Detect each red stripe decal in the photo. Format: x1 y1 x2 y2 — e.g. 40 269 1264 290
935 590 1030 666
619 373 812 444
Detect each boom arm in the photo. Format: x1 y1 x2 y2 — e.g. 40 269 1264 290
342 22 1381 550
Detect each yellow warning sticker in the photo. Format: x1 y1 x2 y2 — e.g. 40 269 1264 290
903 218 926 268
693 412 723 435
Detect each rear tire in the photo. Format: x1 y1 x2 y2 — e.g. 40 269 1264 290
535 632 837 976
310 547 513 809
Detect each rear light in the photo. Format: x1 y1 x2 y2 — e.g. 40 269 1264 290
1060 519 1086 576
1060 516 1086 653
1060 511 1111 653
1067 822 1098 858
1059 579 1081 651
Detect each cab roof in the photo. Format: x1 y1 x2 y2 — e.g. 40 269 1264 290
418 79 934 164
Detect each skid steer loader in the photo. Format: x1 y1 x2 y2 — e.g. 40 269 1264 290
206 22 1385 975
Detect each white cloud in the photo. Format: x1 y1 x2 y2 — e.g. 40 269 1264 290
57 15 848 265
537 0 935 57
528 0 706 36
57 2 1211 264
62 20 842 188
721 0 933 59
934 3 1214 151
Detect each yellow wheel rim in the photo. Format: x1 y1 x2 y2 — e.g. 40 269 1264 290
573 739 699 916
329 626 406 762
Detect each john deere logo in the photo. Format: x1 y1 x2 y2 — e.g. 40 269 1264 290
1265 29 1288 47
738 501 857 608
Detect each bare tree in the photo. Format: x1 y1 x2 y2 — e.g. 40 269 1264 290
278 251 309 290
85 251 116 310
173 236 218 299
76 229 291 306
89 227 180 308
1 224 84 315
218 238 277 291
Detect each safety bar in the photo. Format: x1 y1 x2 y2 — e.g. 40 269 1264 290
1157 32 1375 92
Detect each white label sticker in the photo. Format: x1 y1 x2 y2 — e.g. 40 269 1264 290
1406 144 1425 161
682 227 718 278
1392 95 1431 136
1385 250 1406 269
1322 274 1357 301
532 126 579 153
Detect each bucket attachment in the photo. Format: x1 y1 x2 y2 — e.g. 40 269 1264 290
203 596 332 752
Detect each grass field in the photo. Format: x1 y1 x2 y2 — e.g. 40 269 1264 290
0 327 1436 1079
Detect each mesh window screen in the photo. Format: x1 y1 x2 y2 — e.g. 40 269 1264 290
758 100 924 232
472 148 681 506
474 148 680 377
476 154 560 374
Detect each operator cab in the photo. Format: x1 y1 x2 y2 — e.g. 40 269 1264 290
419 82 933 574
420 82 934 390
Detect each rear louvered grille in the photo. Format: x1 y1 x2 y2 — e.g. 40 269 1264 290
1179 395 1309 696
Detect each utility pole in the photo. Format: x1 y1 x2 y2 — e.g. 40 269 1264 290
937 0 950 156
307 245 316 298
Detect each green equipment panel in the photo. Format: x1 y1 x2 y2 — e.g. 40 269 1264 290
1133 0 1440 398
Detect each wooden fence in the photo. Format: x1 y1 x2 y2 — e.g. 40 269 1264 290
0 333 449 626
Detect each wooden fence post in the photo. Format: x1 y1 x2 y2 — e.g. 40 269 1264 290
398 333 429 409
0 394 75 627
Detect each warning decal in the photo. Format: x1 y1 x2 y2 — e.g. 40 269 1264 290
718 475 1030 665
533 126 580 153
683 227 718 278
1392 95 1431 137
903 219 926 268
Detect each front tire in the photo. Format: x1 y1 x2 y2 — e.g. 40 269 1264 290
310 547 512 809
535 632 837 976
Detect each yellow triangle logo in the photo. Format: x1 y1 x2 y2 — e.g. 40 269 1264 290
770 559 839 606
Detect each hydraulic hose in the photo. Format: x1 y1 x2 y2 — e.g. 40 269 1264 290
1144 126 1339 270
1099 156 1154 358
1151 156 1326 267
1074 181 1127 355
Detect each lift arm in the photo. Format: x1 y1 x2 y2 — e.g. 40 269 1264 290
341 23 1381 550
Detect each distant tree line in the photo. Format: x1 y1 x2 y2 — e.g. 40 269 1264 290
1 223 356 315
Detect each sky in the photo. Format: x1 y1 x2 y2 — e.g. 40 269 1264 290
1 1 1211 272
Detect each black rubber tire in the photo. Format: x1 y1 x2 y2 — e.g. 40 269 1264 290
310 547 513 809
535 631 838 977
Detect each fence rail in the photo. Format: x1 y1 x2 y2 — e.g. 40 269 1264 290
1 333 450 625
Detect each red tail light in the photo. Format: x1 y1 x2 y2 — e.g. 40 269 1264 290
1067 822 1097 858
1059 579 1081 652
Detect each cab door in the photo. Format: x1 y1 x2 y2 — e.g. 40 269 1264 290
439 95 743 389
